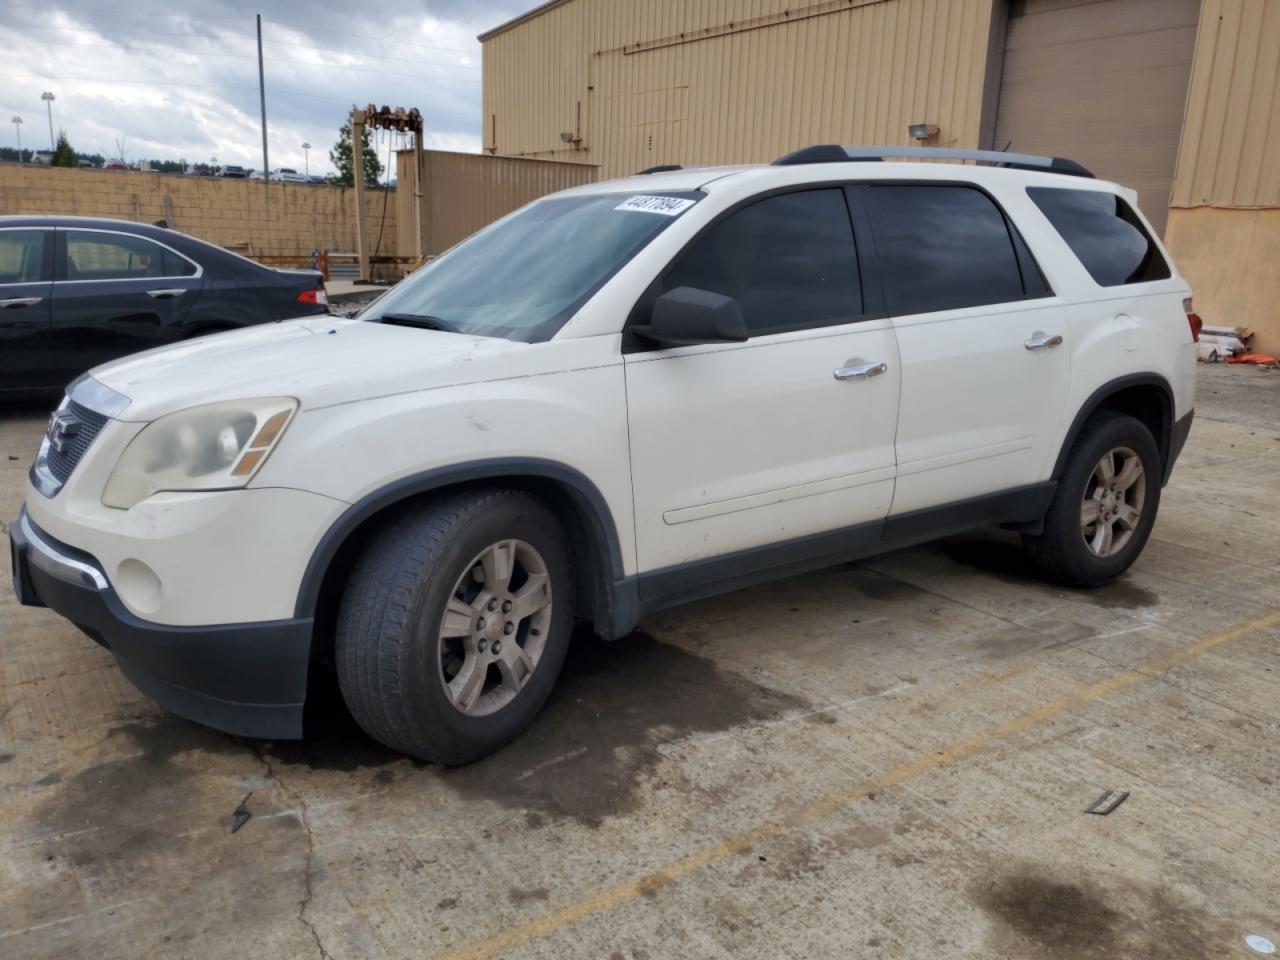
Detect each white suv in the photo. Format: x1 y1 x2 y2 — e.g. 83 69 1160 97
11 145 1198 763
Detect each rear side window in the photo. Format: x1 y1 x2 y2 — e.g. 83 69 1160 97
864 185 1037 316
0 230 47 284
63 231 194 281
663 188 862 334
1028 187 1170 287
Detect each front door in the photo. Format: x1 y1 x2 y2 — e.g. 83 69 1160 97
858 183 1070 516
624 187 901 583
0 227 55 392
51 227 203 380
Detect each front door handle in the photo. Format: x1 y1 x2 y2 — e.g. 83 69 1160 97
147 288 188 299
1025 331 1064 350
0 297 42 309
834 361 888 381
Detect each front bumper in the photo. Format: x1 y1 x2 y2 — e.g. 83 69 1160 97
11 508 312 739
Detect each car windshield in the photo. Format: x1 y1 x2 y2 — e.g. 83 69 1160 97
361 191 701 341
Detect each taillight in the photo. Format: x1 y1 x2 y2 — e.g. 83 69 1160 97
1182 297 1202 343
297 288 328 306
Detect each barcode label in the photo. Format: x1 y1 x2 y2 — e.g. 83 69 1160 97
614 195 696 216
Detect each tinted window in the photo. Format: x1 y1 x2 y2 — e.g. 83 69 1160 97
64 231 192 281
1028 187 1170 286
364 192 698 342
0 230 47 284
865 185 1029 315
663 189 862 333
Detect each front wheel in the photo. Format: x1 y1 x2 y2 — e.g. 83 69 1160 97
1023 413 1162 587
335 489 575 765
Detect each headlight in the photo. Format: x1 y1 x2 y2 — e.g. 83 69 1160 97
102 398 297 509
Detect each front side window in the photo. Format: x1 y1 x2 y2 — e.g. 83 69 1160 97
362 192 700 342
662 188 863 334
0 230 47 284
1028 187 1171 287
864 185 1031 316
63 231 195 281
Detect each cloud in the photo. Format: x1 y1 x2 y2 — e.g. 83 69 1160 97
1 0 530 173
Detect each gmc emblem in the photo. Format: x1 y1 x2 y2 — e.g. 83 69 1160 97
47 411 81 455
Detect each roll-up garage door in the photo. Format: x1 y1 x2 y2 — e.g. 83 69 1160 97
992 0 1200 236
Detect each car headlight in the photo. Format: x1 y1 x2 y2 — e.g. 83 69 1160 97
102 398 297 509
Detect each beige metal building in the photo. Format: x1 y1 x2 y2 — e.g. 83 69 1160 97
480 0 1280 351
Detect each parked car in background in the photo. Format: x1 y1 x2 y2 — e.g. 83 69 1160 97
8 146 1196 763
0 216 328 395
102 161 128 172
185 163 216 177
220 165 249 179
247 170 264 181
306 174 327 186
271 168 305 183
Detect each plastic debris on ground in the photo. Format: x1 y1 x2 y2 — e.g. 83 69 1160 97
1084 789 1129 815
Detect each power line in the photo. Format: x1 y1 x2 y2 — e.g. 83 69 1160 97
7 19 480 56
1 73 480 119
8 36 481 76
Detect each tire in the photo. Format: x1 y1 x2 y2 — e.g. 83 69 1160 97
1023 413 1162 587
335 489 575 765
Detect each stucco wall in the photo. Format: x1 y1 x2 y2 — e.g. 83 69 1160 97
0 164 397 270
1166 206 1280 355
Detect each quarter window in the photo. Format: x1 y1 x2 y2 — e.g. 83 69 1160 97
63 231 196 281
0 230 48 284
663 189 863 334
1028 187 1170 287
864 185 1034 315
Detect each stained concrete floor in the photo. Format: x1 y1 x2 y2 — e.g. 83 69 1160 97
2 364 1279 960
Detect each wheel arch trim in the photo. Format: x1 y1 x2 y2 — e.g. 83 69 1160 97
1050 373 1175 482
292 458 628 622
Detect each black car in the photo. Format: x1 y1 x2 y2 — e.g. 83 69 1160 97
220 165 249 179
0 216 329 395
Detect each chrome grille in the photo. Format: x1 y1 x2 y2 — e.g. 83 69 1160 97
44 400 110 485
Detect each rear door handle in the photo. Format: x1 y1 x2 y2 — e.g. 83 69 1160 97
147 288 188 299
0 297 42 309
834 361 888 381
1024 331 1064 350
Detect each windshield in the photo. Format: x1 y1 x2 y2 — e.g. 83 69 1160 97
361 191 701 341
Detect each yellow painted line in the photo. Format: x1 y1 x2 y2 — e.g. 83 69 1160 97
440 610 1280 960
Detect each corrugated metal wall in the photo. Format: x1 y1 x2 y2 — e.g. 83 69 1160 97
1171 0 1280 208
395 150 597 256
481 0 997 179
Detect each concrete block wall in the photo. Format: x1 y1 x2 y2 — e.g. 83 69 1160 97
0 164 397 271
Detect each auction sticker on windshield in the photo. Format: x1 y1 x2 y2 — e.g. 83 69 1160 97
615 195 697 216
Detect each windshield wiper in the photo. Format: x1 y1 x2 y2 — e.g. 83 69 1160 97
374 312 459 333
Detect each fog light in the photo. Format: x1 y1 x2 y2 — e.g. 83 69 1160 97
116 558 164 614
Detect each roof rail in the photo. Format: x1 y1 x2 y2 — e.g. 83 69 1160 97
635 164 683 175
772 144 1094 178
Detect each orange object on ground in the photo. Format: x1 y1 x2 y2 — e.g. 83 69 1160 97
1226 353 1279 365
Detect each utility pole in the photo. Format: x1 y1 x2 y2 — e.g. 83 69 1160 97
301 141 310 179
256 14 269 188
40 92 55 150
351 109 369 281
11 116 22 162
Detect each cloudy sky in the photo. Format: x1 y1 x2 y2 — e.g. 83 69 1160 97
2 0 531 176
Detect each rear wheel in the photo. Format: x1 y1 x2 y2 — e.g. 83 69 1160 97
335 489 575 764
1023 413 1162 587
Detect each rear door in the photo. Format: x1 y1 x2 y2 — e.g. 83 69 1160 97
859 182 1070 515
0 227 56 391
51 228 203 379
624 187 901 580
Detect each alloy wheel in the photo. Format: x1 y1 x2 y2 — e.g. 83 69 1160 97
1080 445 1146 558
437 539 553 716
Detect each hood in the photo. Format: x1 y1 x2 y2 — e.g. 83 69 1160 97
90 317 518 421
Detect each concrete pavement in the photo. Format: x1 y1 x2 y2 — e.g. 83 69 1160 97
2 364 1278 959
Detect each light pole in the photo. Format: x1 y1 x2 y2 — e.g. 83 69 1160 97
301 142 310 179
40 92 55 151
11 116 21 162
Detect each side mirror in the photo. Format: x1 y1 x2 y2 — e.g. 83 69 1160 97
635 286 749 347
